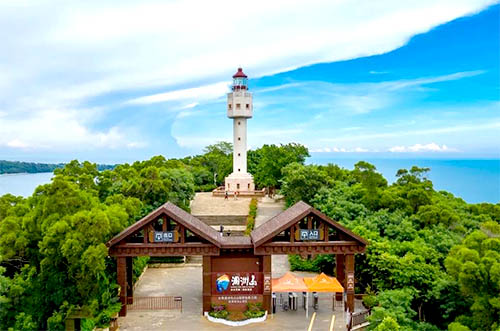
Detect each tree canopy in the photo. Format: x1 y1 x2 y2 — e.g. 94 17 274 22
282 162 499 331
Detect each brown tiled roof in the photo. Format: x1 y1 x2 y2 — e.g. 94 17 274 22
219 236 252 249
250 201 368 247
106 202 222 248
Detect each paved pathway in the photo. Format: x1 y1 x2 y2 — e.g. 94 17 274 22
190 192 250 216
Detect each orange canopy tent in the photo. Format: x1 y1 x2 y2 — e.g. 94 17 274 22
272 272 308 292
303 273 344 293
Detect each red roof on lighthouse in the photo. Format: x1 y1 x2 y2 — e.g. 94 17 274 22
232 67 247 78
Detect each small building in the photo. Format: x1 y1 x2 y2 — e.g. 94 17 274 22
106 201 367 316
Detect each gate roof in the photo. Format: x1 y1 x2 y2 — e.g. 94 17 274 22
106 202 222 248
250 201 368 247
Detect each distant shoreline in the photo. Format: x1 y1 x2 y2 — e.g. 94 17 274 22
0 160 115 175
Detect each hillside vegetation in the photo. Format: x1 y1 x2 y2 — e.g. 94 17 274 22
281 161 499 331
0 143 308 330
0 143 498 331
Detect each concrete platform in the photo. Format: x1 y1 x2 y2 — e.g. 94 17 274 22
191 192 251 217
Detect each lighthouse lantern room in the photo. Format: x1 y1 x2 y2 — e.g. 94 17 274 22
225 68 255 193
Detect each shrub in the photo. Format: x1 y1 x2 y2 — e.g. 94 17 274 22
208 304 229 319
245 198 258 235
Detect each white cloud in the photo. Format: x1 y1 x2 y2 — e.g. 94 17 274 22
311 146 370 153
6 139 29 149
389 143 458 153
320 120 500 143
0 0 495 153
127 82 229 105
0 109 142 150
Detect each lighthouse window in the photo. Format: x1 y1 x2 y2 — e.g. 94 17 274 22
236 103 240 109
237 183 240 189
246 104 249 109
238 169 240 172
238 137 241 141
228 104 232 109
238 121 241 125
238 153 240 156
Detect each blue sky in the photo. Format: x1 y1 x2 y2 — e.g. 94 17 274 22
0 1 498 163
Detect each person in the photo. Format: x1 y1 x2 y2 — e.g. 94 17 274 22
224 191 228 200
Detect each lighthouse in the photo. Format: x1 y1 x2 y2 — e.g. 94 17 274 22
224 68 255 193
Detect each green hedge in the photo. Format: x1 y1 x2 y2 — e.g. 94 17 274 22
288 254 335 273
245 198 258 235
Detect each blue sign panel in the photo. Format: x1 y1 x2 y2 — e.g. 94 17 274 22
154 231 175 242
299 229 319 241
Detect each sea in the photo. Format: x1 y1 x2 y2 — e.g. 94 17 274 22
0 159 499 203
306 157 499 204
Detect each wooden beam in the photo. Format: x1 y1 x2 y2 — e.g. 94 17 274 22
117 257 127 316
262 255 272 313
308 215 312 229
162 215 167 232
126 257 133 304
335 254 345 302
290 224 295 243
345 254 355 312
180 225 185 244
202 256 211 313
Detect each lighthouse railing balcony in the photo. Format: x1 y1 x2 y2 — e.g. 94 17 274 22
231 91 252 97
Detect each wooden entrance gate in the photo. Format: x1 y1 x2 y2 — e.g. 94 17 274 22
128 296 182 312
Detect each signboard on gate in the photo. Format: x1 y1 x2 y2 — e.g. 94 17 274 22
300 229 320 241
347 272 354 291
154 231 175 242
212 272 263 295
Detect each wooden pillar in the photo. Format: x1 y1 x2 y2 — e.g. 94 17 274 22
262 255 272 313
117 257 127 316
346 254 355 312
335 254 345 302
126 257 133 304
202 256 212 314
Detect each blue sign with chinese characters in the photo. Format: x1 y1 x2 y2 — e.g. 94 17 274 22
300 229 319 241
154 231 175 242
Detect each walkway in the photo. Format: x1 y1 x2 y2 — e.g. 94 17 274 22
255 196 290 277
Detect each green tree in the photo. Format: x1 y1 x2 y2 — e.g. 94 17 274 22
444 221 500 330
251 143 309 192
280 163 329 206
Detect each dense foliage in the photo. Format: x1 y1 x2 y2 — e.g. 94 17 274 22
1 142 497 330
0 160 115 174
283 162 499 331
0 142 308 330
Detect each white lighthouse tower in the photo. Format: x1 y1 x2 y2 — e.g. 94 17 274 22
224 68 255 193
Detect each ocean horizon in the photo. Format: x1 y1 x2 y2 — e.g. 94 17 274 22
307 156 500 204
0 158 498 204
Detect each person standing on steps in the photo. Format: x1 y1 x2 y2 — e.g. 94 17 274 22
224 191 228 200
